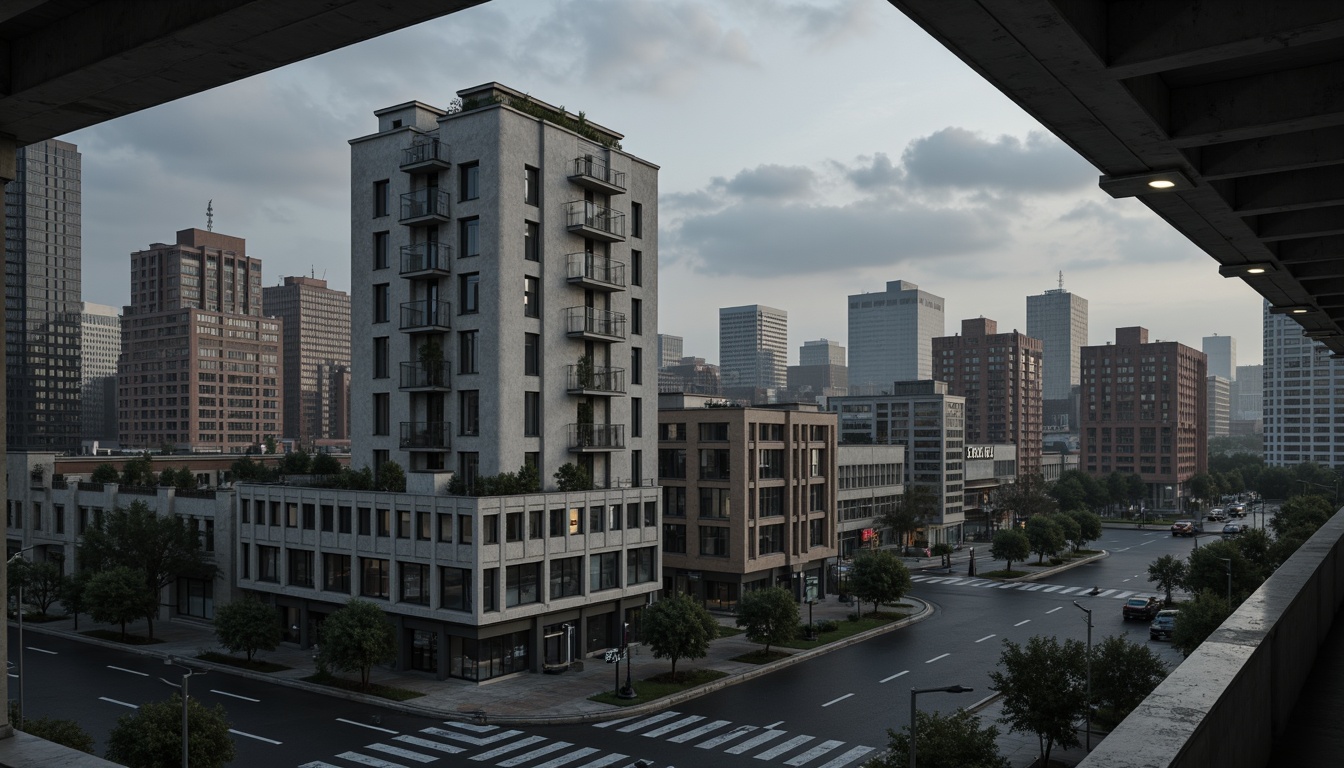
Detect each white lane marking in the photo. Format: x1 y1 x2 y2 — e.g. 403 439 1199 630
210 689 260 702
755 734 815 760
25 647 56 655
643 714 704 738
726 730 787 754
909 575 931 581
764 721 785 730
498 740 571 767
1096 589 1116 598
99 697 138 708
569 754 627 768
1122 578 1132 583
446 722 499 733
697 725 758 749
668 719 730 743
335 753 406 768
785 740 846 766
1058 587 1081 594
470 735 547 761
975 634 996 643
393 735 466 755
1046 607 1062 614
422 726 520 746
925 653 950 663
6 673 15 678
821 693 854 707
530 746 601 768
880 670 909 682
1014 620 1031 627
817 746 875 768
337 717 399 735
228 728 282 745
1114 591 1135 600
366 743 435 762
107 665 147 677
592 716 637 729
1042 586 1062 593
617 711 679 733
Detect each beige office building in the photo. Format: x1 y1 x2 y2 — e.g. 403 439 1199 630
262 276 352 446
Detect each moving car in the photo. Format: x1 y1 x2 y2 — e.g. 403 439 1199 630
1222 523 1244 538
1123 596 1161 621
1171 520 1202 537
1150 609 1178 640
1228 504 1247 518
1206 508 1227 522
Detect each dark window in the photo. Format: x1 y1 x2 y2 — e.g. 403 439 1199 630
632 449 643 486
373 180 389 217
258 546 279 582
631 201 643 238
645 501 657 526
529 509 543 539
339 506 352 534
417 511 431 541
627 503 640 529
360 557 390 598
437 513 453 542
590 551 620 591
550 556 583 599
506 512 524 542
524 276 540 318
459 455 480 494
373 284 389 323
631 397 642 437
700 487 730 519
373 337 389 378
524 392 540 436
358 507 372 536
506 562 541 606
700 448 731 480
631 347 643 385
810 518 826 546
400 562 430 605
631 298 642 335
459 330 478 374
376 508 391 537
659 448 686 479
663 524 686 553
303 504 316 530
589 505 605 533
373 231 389 270
397 510 411 538
483 514 499 544
699 526 729 557
460 273 479 314
288 549 314 587
759 524 785 555
460 162 479 201
440 567 471 611
549 508 565 537
321 505 334 532
461 390 480 435
373 393 389 436
627 547 655 584
524 333 539 375
483 568 498 612
323 554 351 592
524 165 539 206
631 250 642 286
459 217 480 257
524 221 540 261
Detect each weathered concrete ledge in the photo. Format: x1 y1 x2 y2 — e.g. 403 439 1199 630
1078 506 1344 768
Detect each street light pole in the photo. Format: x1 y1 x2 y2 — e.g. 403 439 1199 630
1073 601 1093 751
163 657 205 768
909 685 973 768
7 546 36 729
1220 558 1232 606
618 622 635 699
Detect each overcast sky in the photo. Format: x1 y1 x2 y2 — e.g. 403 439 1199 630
66 0 1265 366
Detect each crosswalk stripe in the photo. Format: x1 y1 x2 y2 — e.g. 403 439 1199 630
528 747 600 768
910 575 931 582
336 752 410 768
755 734 815 760
446 722 499 733
470 735 547 761
1022 584 1046 591
592 716 637 729
1042 586 1062 592
1058 587 1081 594
696 725 758 749
816 745 876 768
572 754 627 768
668 719 731 743
617 711 679 733
963 579 987 587
1114 591 1134 599
643 714 704 738
979 581 1001 588
784 739 845 766
422 726 522 746
299 762 342 768
941 578 967 585
997 583 1017 589
498 740 571 766
365 743 437 763
393 735 466 754
726 730 787 754
1096 589 1116 598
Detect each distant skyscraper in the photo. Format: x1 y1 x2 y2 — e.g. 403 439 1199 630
1263 305 1343 468
1207 376 1231 438
658 334 683 369
1202 335 1237 381
1234 364 1263 423
1026 281 1088 430
848 280 944 393
4 139 83 451
719 304 787 395
799 338 845 367
80 302 121 445
788 339 848 401
262 276 352 446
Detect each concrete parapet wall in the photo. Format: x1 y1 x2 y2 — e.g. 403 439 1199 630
1079 507 1344 768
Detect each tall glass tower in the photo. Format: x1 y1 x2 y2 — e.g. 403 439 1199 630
1026 282 1088 430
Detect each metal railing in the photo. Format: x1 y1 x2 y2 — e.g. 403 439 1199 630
567 364 626 393
565 200 626 238
566 252 626 288
401 138 450 169
570 156 626 191
400 421 452 450
399 188 450 222
400 300 452 331
565 306 627 339
400 361 452 389
400 242 451 275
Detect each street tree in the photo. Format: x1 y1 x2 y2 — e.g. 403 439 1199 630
76 500 216 639
1189 473 1214 509
1090 635 1169 725
1048 474 1087 512
21 561 63 616
311 452 342 475
1066 509 1102 552
1172 591 1232 657
996 474 1058 526
1255 466 1292 500
1147 554 1188 606
878 484 938 552
1125 473 1147 508
17 714 95 754
1106 472 1128 514
869 708 1009 768
1185 540 1261 604
735 587 799 654
847 549 912 616
1024 515 1065 564
1271 494 1332 538
90 463 120 484
85 566 157 641
315 598 396 690
989 529 1030 573
214 596 283 662
643 592 719 682
58 571 91 630
1048 512 1081 554
105 693 235 768
989 635 1088 767
1234 528 1274 575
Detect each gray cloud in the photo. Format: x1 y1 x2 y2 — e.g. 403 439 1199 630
843 153 903 189
901 127 1094 192
770 0 876 49
711 164 816 199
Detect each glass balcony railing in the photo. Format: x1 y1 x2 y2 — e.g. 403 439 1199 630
400 361 452 390
568 423 625 451
400 188 450 223
400 139 451 172
400 300 452 331
565 306 626 340
567 364 626 394
400 242 451 276
400 421 451 450
566 252 626 290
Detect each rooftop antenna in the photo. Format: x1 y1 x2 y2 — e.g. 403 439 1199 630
1058 270 1064 290
206 200 214 232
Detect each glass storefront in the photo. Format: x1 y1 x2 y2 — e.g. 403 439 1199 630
410 629 437 673
446 630 530 681
176 577 214 619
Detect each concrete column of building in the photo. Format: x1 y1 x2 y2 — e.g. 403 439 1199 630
394 614 408 671
297 601 311 648
0 134 15 739
436 625 448 681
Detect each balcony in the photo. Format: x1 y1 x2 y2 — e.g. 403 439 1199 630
400 361 452 391
400 138 451 174
568 156 626 195
567 364 626 396
400 242 451 279
399 188 450 226
568 423 625 452
565 306 626 342
400 421 451 451
565 201 625 242
566 252 626 291
400 300 452 333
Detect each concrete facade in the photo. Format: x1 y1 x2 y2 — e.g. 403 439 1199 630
79 302 121 445
1026 285 1086 430
1263 306 1344 470
836 444 904 557
262 276 352 446
657 334 682 369
847 280 944 393
1207 375 1231 439
1202 334 1237 382
718 305 788 398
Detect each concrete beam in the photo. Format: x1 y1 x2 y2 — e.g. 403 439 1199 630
1271 236 1344 268
1194 125 1344 180
1255 208 1344 241
1166 59 1344 146
1227 166 1344 216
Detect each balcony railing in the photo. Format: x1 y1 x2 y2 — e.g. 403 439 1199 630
569 156 626 194
400 361 452 391
565 306 627 341
400 139 451 173
400 300 452 332
567 364 626 395
566 252 626 291
400 421 451 451
565 200 626 242
568 423 625 451
400 242 451 278
399 188 451 224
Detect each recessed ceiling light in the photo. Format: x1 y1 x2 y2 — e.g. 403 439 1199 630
1268 305 1317 315
1098 170 1194 198
1148 180 1176 189
1218 262 1277 278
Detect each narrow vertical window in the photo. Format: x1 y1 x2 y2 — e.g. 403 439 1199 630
631 250 642 286
460 273 479 314
524 333 540 375
373 180 389 217
524 221 540 261
459 162 479 201
373 337 389 379
524 276 540 318
373 231 389 270
630 201 643 238
524 166 539 206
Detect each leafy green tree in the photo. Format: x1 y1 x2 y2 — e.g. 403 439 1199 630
376 460 406 492
1172 591 1231 657
85 567 156 641
1184 540 1260 604
214 596 282 662
1048 475 1086 512
990 529 1030 572
1106 472 1128 513
989 635 1088 766
848 549 912 616
279 448 312 475
120 452 156 486
735 587 799 654
1255 466 1293 500
1024 515 1065 564
1047 512 1080 554
105 693 235 768
311 452 342 475
91 463 120 484
315 599 396 689
553 463 594 492
642 592 719 682
158 466 198 490
1125 473 1147 508
1147 554 1188 606
19 714 95 753
1189 473 1214 509
22 561 63 616
879 485 939 552
869 708 1009 768
1271 495 1332 538
996 474 1058 526
1066 509 1102 551
1234 527 1274 574
230 456 277 483
1090 635 1169 724
58 571 91 630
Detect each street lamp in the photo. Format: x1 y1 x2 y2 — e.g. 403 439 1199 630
162 657 206 768
1072 601 1093 751
909 685 973 768
7 546 36 729
617 622 636 699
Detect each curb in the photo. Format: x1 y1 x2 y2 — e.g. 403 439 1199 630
1006 549 1108 582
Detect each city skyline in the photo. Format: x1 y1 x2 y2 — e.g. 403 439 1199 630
60 0 1266 365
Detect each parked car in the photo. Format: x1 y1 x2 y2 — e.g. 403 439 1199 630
1150 609 1178 640
1222 523 1244 537
1123 596 1162 621
1171 520 1201 537
1206 508 1227 522
1228 504 1247 518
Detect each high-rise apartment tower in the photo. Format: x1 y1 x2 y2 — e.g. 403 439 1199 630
1202 335 1237 382
1263 305 1344 469
80 302 121 445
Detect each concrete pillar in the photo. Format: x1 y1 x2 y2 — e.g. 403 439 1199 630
436 624 448 681
394 614 407 671
1 133 16 739
297 602 311 648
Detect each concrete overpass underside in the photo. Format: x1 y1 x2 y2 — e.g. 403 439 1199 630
890 0 1344 356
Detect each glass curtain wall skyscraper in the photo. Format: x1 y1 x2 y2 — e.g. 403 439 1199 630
718 304 787 399
1263 304 1344 469
1026 283 1087 431
847 280 944 394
